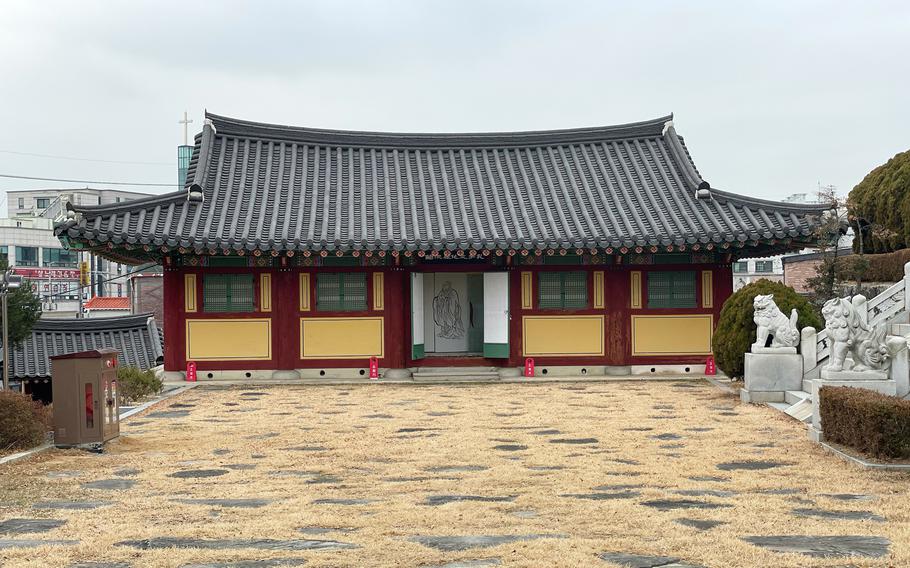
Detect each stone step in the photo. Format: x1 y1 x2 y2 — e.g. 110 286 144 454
414 366 498 376
412 374 500 383
785 398 813 423
766 402 790 413
785 390 811 405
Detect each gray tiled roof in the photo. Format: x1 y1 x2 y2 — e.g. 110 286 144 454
3 314 164 379
57 112 828 255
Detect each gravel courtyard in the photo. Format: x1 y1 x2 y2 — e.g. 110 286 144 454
0 380 907 568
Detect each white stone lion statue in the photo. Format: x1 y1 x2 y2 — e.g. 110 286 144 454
822 296 906 372
752 294 800 350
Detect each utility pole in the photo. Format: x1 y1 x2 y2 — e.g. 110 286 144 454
1 271 23 390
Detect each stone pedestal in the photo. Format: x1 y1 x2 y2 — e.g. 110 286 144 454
751 346 797 355
271 370 301 381
820 368 888 381
382 368 413 380
742 352 803 403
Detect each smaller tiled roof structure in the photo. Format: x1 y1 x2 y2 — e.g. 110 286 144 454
3 314 164 380
56 112 831 262
84 296 130 310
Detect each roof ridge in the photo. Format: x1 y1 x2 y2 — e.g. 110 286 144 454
709 188 833 213
61 190 186 217
33 313 154 332
204 111 674 148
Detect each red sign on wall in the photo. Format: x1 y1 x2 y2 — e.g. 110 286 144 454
369 357 379 380
186 361 197 382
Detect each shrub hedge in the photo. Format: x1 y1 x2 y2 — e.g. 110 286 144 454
0 390 51 451
836 249 910 283
712 279 822 379
819 386 910 460
117 366 163 405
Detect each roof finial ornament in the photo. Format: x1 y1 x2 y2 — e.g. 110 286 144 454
696 180 712 200
662 120 674 136
204 117 217 134
187 183 204 203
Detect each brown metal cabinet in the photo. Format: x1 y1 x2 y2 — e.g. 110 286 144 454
50 348 120 446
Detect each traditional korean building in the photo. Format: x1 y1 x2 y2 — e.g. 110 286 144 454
56 113 828 379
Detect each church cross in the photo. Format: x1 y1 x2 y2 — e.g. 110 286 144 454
179 111 193 145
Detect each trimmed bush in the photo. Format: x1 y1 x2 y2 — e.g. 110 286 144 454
836 249 910 283
820 386 910 460
117 366 163 405
0 390 51 451
712 279 822 379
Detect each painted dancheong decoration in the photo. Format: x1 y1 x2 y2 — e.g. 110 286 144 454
751 294 800 351
821 296 906 373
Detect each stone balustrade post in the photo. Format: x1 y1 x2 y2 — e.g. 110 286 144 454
801 326 817 372
904 261 910 311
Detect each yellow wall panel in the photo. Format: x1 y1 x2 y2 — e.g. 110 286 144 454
630 271 642 309
701 270 713 309
631 314 713 356
184 274 197 312
520 272 533 309
522 315 604 356
299 273 311 311
593 271 605 309
373 272 384 311
301 317 384 359
260 273 272 312
186 319 272 361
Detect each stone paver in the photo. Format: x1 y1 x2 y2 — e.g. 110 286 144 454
716 460 790 471
81 479 136 491
33 500 111 510
181 561 307 568
742 535 890 558
0 539 79 549
641 499 731 511
791 507 885 522
598 552 703 567
411 534 564 552
173 498 271 508
169 469 230 478
0 518 66 534
424 495 516 506
117 537 358 551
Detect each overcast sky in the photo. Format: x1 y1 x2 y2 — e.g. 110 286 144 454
1 1 907 209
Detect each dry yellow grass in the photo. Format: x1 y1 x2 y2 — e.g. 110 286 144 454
0 380 907 567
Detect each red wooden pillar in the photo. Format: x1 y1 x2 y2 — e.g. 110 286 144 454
604 267 630 366
162 267 184 372
273 269 297 371
383 269 406 369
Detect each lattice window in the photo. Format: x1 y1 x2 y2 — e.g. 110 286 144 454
203 274 255 312
733 261 748 273
538 271 588 309
316 272 367 311
754 260 775 273
647 271 696 308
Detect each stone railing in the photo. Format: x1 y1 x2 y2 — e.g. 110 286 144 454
801 261 910 376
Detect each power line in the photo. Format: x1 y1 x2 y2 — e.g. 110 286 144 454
37 264 162 301
0 149 171 166
0 173 179 188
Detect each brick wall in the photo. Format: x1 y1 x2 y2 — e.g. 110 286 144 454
131 274 164 324
783 258 821 294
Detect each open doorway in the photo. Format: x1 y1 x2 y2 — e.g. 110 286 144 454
423 273 484 356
